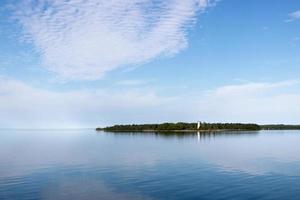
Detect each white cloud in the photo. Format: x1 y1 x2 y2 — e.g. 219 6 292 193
289 10 300 20
197 80 300 124
0 77 189 128
1 77 300 128
13 0 214 80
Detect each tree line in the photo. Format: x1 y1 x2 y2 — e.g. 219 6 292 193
261 124 300 130
96 122 261 131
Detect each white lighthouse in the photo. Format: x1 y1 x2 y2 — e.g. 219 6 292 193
197 121 201 129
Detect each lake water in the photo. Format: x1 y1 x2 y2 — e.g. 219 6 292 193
1 130 300 200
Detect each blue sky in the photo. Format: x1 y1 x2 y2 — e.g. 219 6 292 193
1 0 300 128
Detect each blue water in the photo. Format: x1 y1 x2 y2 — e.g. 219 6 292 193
1 130 300 200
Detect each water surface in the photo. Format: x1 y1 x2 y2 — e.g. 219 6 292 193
1 130 300 200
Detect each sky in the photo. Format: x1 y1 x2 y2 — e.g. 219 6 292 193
0 0 300 128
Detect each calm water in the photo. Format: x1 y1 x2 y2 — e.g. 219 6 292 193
1 130 300 200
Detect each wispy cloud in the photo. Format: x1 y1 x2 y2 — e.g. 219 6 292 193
289 10 300 19
198 80 300 124
212 80 299 97
1 77 300 128
287 10 300 22
0 77 184 128
12 0 214 80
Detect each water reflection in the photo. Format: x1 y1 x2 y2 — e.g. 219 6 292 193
104 130 260 140
1 130 300 200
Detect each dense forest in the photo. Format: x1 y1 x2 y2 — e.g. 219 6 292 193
96 122 261 132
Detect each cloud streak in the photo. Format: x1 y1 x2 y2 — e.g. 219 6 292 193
13 0 214 80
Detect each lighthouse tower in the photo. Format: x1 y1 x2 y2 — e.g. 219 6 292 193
197 121 201 129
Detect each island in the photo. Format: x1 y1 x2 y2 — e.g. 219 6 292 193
96 122 300 132
96 122 261 132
